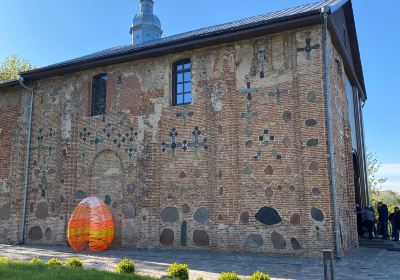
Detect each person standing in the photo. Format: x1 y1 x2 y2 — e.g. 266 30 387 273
392 207 400 242
378 202 389 240
389 207 399 240
363 205 375 240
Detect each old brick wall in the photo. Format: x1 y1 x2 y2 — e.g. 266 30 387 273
328 34 359 255
0 24 354 256
0 86 30 243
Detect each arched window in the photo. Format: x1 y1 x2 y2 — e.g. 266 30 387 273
91 74 107 116
172 59 191 106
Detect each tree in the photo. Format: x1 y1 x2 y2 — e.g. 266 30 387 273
0 54 35 82
367 152 387 197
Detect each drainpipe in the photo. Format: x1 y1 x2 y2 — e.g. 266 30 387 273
18 76 34 245
321 6 341 259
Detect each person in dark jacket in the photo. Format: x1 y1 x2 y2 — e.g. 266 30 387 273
389 207 399 240
378 202 389 240
363 205 375 240
392 207 400 241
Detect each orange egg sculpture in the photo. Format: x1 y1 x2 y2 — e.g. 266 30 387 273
67 197 114 252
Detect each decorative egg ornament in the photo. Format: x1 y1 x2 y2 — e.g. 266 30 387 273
68 197 114 252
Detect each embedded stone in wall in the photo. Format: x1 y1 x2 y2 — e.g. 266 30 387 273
45 227 52 241
193 230 209 247
245 140 253 148
311 207 325 222
125 202 136 218
160 228 174 246
243 166 252 176
181 221 187 246
305 119 317 127
282 111 292 122
182 204 191 214
271 231 286 250
30 202 34 213
194 207 209 223
28 226 43 240
112 201 118 209
307 91 317 103
308 161 319 172
193 169 201 178
283 136 291 148
2 227 8 239
291 238 302 250
218 214 223 221
128 164 135 174
217 125 223 134
244 234 263 249
312 187 321 195
240 211 250 224
290 213 301 225
218 187 224 195
161 206 179 223
265 187 274 198
218 169 223 179
124 223 135 242
60 195 65 203
307 139 319 147
285 166 292 175
255 207 282 225
75 190 87 199
35 202 49 220
264 165 273 175
104 195 112 205
127 183 135 194
179 171 187 179
0 204 10 220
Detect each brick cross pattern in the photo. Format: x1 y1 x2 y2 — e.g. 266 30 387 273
176 105 194 125
252 128 282 161
161 128 183 157
90 133 104 150
240 82 259 124
186 126 208 160
268 83 288 104
297 32 321 61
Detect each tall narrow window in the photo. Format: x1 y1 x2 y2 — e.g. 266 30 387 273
91 74 107 116
173 59 191 106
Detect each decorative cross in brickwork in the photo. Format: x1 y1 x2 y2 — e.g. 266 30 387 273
80 127 91 142
297 32 321 61
102 123 115 138
187 127 208 160
34 129 45 154
176 106 194 125
252 128 282 161
268 84 288 104
161 128 183 157
90 133 104 150
240 82 259 125
125 145 136 158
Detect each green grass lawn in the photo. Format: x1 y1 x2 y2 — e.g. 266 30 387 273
0 262 159 280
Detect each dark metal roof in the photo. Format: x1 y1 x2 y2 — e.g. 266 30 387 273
2 0 364 97
19 0 344 76
0 78 19 88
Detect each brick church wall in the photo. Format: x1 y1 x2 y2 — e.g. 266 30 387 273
0 24 358 256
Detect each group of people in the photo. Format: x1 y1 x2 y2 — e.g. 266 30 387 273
356 202 400 241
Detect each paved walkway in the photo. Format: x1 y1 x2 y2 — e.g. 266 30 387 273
1 244 399 279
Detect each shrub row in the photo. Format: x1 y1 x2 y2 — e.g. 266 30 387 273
1 256 270 279
165 262 270 280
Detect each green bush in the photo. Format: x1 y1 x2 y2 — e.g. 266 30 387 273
218 272 241 280
167 262 189 280
0 257 10 263
47 258 63 266
196 278 205 280
249 271 270 280
28 257 44 265
65 257 83 268
115 258 135 274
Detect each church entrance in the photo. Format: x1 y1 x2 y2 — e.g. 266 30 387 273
90 150 123 246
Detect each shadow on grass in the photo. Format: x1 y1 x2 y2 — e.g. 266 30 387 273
0 263 159 280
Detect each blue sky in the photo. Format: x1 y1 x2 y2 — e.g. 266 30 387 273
1 0 399 192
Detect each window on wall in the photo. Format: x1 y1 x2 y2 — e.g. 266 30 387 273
172 59 191 106
91 74 107 116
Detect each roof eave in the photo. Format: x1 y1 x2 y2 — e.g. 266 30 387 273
20 11 322 82
0 79 20 89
